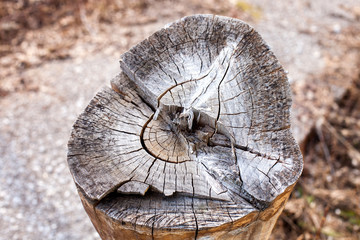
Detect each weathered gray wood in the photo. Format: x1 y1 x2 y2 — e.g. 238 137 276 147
68 14 303 239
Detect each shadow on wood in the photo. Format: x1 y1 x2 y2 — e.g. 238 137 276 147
67 14 303 240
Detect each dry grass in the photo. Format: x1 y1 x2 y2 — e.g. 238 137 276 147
272 23 360 239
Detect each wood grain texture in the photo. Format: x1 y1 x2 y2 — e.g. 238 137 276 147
67 14 303 239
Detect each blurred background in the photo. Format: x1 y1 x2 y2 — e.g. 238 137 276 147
0 0 359 239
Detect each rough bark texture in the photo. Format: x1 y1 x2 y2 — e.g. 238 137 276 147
67 15 303 239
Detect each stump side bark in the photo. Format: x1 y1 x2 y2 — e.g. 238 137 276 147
78 183 294 240
67 14 303 239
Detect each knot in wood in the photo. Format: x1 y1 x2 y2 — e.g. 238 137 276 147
172 108 195 131
143 104 223 164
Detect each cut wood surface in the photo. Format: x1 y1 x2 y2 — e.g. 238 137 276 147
67 14 303 239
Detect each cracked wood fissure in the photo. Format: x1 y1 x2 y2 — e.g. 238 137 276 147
67 14 303 240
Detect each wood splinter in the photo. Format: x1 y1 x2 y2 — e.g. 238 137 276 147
67 14 303 240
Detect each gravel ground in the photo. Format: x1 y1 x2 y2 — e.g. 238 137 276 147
0 54 119 240
0 0 359 239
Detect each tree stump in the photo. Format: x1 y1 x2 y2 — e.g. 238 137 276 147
67 15 303 239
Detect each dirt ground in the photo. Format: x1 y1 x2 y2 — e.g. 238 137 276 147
1 0 360 239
